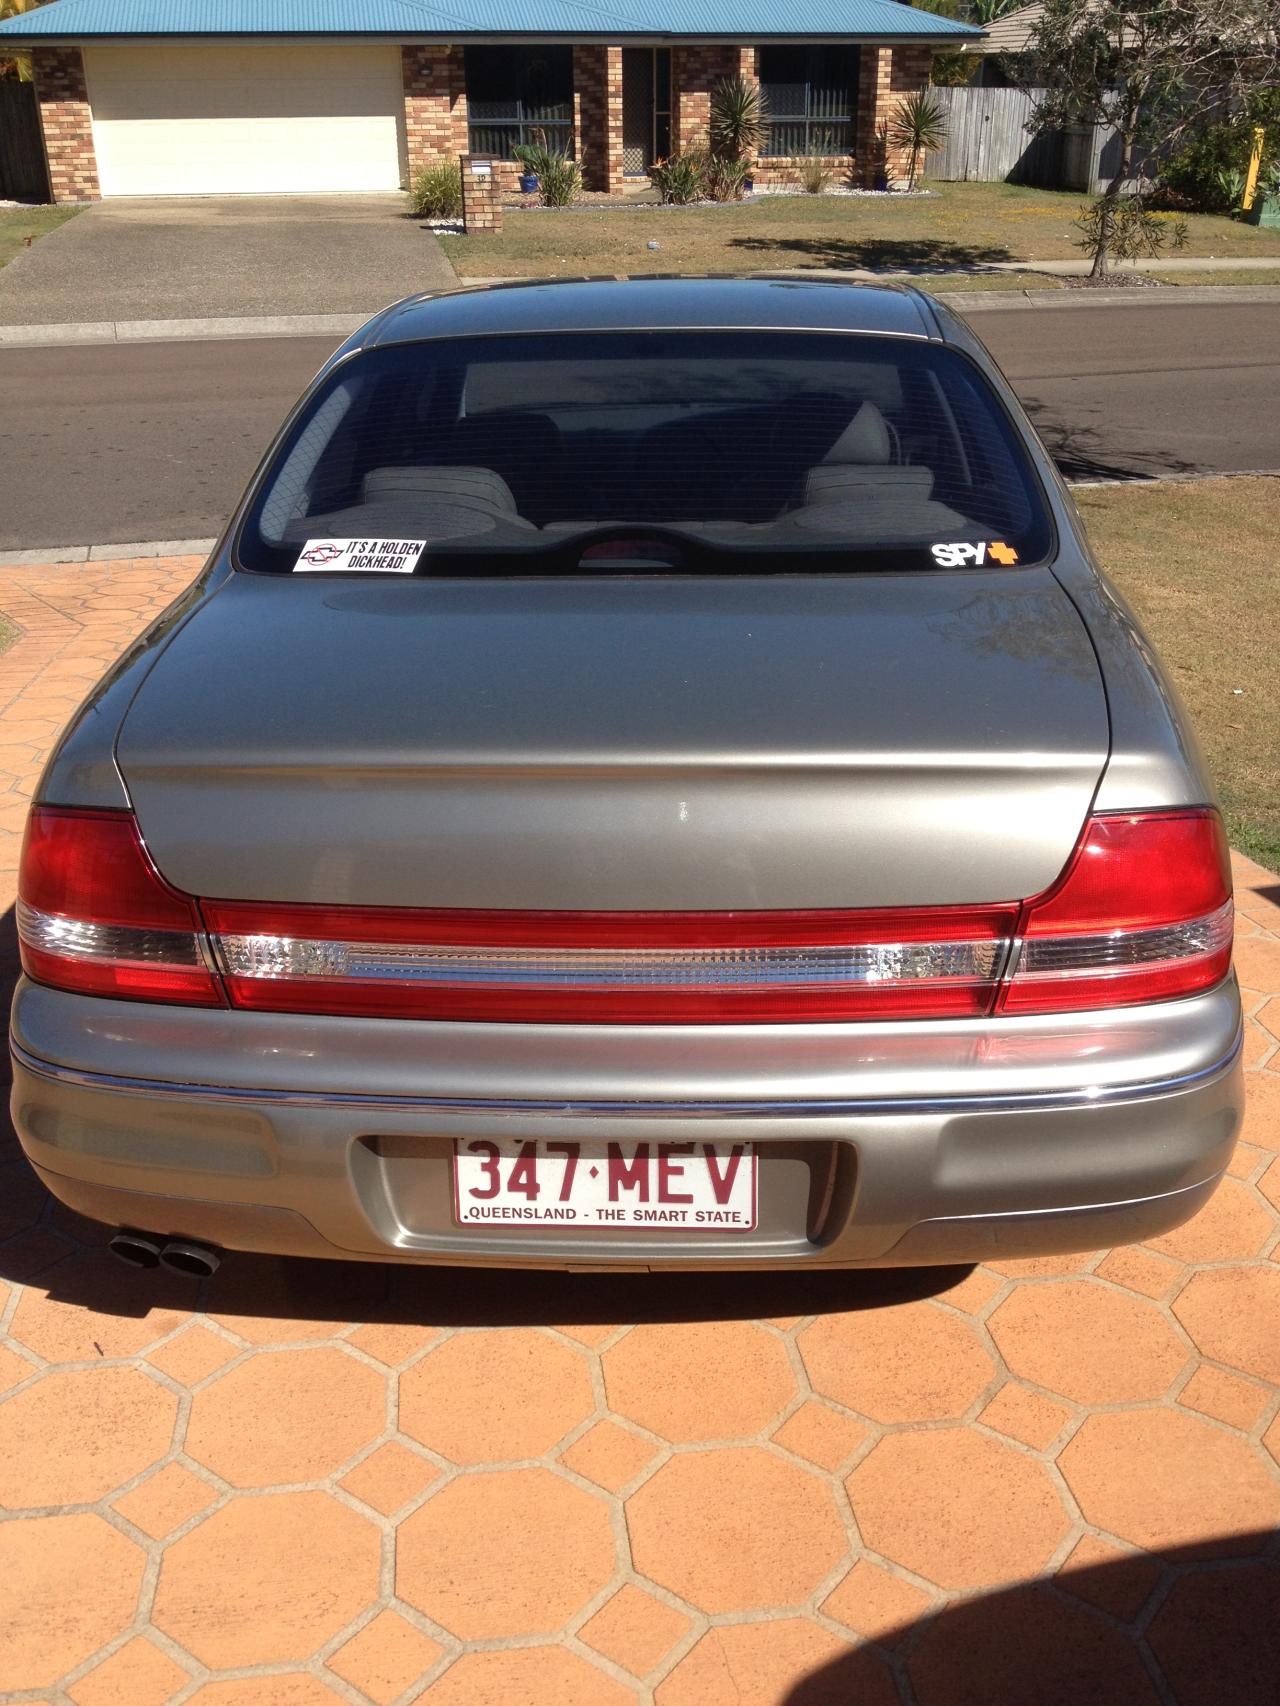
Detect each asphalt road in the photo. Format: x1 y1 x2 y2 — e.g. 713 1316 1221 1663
0 300 1276 550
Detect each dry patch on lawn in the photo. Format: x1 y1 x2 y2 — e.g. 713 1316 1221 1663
1075 476 1280 869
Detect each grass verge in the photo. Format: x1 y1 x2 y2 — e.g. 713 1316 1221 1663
0 205 81 272
446 181 1280 279
0 615 18 656
1075 476 1279 871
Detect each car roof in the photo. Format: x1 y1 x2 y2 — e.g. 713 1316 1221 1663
361 276 941 347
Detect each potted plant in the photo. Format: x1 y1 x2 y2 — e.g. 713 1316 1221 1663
513 130 550 195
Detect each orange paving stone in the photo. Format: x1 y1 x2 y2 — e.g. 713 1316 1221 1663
977 1380 1074 1450
602 1319 796 1441
848 1428 1071 1590
656 1620 893 1706
338 1440 441 1516
770 1396 870 1470
111 1462 219 1540
1055 1533 1163 1623
0 559 1278 1703
558 1416 660 1492
326 1609 444 1704
0 1365 178 1509
798 1297 996 1421
152 1490 381 1667
987 1279 1189 1404
578 1582 693 1677
423 1646 637 1706
66 1636 190 1706
396 1468 616 1638
821 1558 935 1644
399 1327 594 1463
628 1446 847 1613
184 1345 387 1487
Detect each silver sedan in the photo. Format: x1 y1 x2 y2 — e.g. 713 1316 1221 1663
10 278 1242 1275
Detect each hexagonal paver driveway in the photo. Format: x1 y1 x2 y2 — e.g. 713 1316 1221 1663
0 553 1279 1705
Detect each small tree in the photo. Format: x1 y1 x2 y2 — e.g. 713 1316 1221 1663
1022 0 1274 277
1074 192 1189 267
888 90 950 189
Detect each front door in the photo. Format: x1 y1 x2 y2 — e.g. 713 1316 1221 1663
621 47 671 176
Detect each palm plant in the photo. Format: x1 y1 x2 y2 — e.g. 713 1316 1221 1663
0 0 42 80
888 90 949 191
969 0 1023 22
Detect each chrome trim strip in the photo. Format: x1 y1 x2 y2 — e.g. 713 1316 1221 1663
10 1028 1243 1119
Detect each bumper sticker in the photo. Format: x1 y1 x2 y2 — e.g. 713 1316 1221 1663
294 538 427 574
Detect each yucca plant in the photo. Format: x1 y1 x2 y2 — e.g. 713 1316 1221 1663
708 74 767 199
888 90 948 191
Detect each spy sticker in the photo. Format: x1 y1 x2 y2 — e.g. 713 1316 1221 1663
930 540 1019 568
294 538 427 574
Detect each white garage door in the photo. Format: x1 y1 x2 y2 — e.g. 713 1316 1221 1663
86 43 407 196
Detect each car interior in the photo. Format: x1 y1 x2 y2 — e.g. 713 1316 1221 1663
250 335 1043 571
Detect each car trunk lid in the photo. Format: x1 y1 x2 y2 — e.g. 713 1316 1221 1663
116 569 1107 912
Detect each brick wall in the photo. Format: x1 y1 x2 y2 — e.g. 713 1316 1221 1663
574 44 623 192
862 45 934 186
31 46 99 203
459 155 503 232
670 45 745 153
402 45 468 181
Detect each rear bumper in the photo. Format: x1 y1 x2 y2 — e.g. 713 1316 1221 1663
9 977 1245 1269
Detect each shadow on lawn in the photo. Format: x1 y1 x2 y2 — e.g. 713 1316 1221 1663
730 235 1018 272
785 1539 1280 1706
0 903 971 1326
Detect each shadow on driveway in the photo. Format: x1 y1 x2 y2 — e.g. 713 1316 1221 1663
785 1540 1280 1705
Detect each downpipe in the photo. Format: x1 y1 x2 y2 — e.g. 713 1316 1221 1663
107 1229 222 1277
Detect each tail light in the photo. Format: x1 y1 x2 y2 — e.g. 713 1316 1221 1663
1000 810 1233 1012
17 809 222 1006
16 807 1232 1022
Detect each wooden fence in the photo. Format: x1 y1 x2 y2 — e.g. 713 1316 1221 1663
924 85 1151 194
0 80 49 202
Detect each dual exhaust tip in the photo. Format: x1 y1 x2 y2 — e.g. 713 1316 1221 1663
108 1230 221 1278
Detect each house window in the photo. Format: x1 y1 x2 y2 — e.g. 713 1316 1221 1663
757 46 860 157
465 46 574 158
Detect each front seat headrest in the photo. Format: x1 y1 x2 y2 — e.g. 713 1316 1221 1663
822 401 893 466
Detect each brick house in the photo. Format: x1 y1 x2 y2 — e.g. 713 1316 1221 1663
0 1 978 204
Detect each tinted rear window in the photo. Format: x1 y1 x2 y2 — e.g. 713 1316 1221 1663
239 330 1052 576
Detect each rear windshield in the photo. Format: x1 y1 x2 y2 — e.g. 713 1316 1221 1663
238 330 1053 576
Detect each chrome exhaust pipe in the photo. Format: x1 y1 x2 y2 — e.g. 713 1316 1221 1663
157 1239 221 1279
108 1229 162 1269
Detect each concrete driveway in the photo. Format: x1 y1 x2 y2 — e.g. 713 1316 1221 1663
0 559 1278 1703
0 196 457 326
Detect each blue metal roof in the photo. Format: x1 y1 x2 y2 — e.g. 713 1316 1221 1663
0 0 980 41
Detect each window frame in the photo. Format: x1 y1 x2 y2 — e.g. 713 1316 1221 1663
464 45 575 160
757 44 860 159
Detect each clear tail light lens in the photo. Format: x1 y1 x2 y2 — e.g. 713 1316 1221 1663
201 899 1018 1023
17 808 222 1005
1001 810 1233 1013
16 807 1233 1022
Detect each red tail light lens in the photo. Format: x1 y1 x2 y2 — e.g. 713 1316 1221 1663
1001 810 1233 1013
17 808 222 1005
16 807 1233 1022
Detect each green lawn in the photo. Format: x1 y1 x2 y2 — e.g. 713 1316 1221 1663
1077 476 1280 871
445 181 1280 279
0 205 81 272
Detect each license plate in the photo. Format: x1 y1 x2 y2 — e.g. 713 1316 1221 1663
452 1139 758 1231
